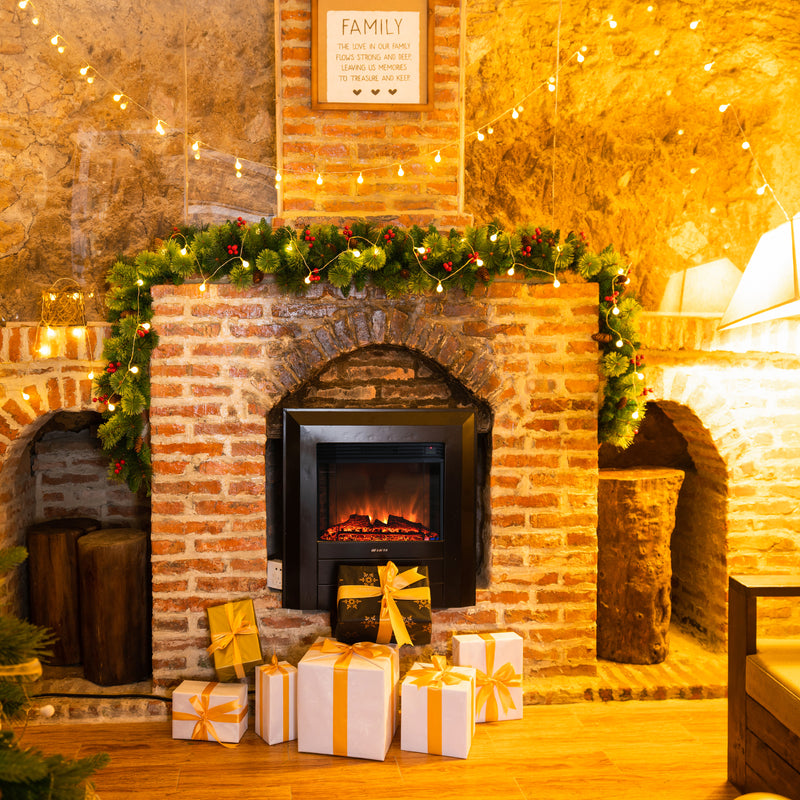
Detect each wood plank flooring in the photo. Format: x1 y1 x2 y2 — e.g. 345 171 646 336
22 699 740 800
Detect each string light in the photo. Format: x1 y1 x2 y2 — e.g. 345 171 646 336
607 15 617 28
615 339 624 348
507 266 515 276
489 233 498 242
235 157 242 178
357 172 363 184
18 0 28 7
352 250 361 257
155 119 166 135
397 164 404 176
180 247 187 255
512 108 519 120
756 183 767 195
741 141 750 150
107 402 115 411
677 129 684 135
487 126 494 134
141 322 151 331
199 282 207 292
632 409 640 420
31 15 38 24
434 151 441 163
275 169 282 182
477 130 485 141
577 51 585 63
71 326 84 338
689 19 700 29
304 275 311 284
316 174 323 185
703 61 715 72
553 278 561 288
21 390 30 401
88 370 94 380
436 282 443 293
719 104 729 113
241 259 249 268
130 366 139 374
612 306 620 315
192 140 200 159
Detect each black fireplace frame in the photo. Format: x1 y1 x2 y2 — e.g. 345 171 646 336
282 408 476 610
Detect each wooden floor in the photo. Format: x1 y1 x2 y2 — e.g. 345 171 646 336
23 698 740 800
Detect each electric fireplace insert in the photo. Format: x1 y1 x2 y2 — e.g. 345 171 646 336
282 408 476 610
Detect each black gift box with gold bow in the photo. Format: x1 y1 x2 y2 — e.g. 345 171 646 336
334 561 432 647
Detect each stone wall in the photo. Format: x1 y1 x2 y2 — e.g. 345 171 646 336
147 277 601 689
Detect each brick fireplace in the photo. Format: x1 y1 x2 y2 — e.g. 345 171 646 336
147 276 601 688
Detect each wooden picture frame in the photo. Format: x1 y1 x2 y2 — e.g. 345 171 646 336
311 0 434 111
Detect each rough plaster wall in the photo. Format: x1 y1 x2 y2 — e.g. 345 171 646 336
1 0 276 321
463 0 800 309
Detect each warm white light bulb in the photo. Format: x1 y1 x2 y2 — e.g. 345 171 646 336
72 326 84 339
57 45 65 53
286 244 293 252
434 151 441 163
50 34 59 45
397 164 404 176
155 120 165 135
609 17 617 28
577 52 585 63
677 129 684 135
18 0 28 8
136 278 144 286
113 94 122 102
507 266 515 276
357 172 363 184
88 370 94 380
719 104 729 113
756 184 767 195
512 108 519 120
120 100 127 110
236 170 242 179
353 250 361 258
741 141 750 150
704 61 715 72
107 402 115 411
46 326 56 339
689 19 700 29
241 259 249 268
180 247 187 255
199 282 207 292
476 259 484 267
142 322 151 331
275 169 281 182
637 372 644 380
487 126 494 134
517 105 524 113
477 130 485 141
39 344 51 357
130 365 139 374
235 158 242 170
80 66 89 76
612 306 620 316
690 167 698 174
616 339 624 348
436 282 443 293
31 15 39 23
373 248 379 255
192 140 199 151
21 391 30 401
316 174 323 185
490 233 498 242
304 275 311 284
548 84 556 92
418 247 426 254
553 278 561 288
653 49 661 56
632 410 640 420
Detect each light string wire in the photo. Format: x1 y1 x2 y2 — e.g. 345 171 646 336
551 0 563 225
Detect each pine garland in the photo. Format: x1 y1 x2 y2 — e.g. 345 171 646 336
95 218 648 494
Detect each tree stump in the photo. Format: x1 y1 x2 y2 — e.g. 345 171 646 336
27 517 101 665
597 468 685 664
78 529 150 685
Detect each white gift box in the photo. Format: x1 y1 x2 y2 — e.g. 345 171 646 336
255 657 297 745
400 658 476 759
297 637 399 761
171 680 248 745
452 631 523 722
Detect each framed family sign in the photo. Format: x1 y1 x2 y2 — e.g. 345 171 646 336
311 0 435 111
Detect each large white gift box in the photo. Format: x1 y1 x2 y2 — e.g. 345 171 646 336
400 656 476 759
297 637 398 761
255 655 297 745
171 680 248 745
452 631 523 722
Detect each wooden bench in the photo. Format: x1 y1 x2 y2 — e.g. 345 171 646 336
728 575 800 799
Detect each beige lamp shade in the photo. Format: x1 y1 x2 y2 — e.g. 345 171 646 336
658 258 742 315
719 217 800 330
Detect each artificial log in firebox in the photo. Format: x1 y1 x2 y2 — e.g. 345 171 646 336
597 468 685 664
78 528 151 685
27 517 101 665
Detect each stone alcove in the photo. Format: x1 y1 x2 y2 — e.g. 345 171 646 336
599 400 728 651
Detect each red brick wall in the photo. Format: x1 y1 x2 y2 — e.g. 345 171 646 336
148 277 601 689
276 0 470 228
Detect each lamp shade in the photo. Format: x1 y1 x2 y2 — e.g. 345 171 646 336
719 217 800 330
658 258 741 315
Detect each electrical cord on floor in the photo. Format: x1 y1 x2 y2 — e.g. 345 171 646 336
31 692 172 702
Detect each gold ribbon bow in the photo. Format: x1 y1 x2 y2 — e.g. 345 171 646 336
475 634 521 722
261 654 292 742
173 682 246 748
307 638 394 756
336 561 430 646
406 654 473 689
206 602 258 679
0 658 42 680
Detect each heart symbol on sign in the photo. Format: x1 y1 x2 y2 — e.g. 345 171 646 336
371 89 380 95
388 89 397 95
353 89 362 95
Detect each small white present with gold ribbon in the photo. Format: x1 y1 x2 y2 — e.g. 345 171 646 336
400 655 476 759
297 637 398 761
171 680 248 746
452 631 523 723
255 655 297 745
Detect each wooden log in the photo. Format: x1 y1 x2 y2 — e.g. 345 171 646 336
78 529 150 686
597 468 685 664
27 518 101 665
